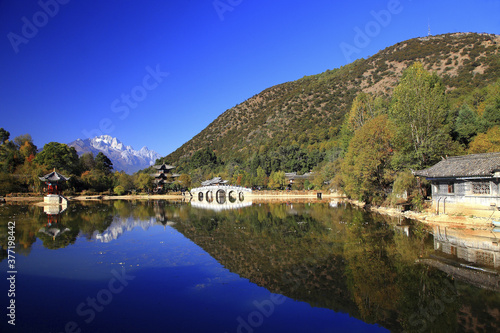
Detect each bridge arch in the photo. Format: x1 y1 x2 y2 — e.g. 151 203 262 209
216 189 226 204
206 190 213 203
190 185 252 206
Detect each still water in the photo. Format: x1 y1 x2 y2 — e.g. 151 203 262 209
0 199 499 333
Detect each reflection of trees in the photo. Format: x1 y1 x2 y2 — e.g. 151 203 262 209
343 209 400 325
172 202 500 332
173 203 363 322
1 200 498 331
0 204 45 260
37 226 76 250
342 208 464 332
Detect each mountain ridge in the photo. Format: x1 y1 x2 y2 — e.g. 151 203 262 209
68 135 160 174
162 32 499 171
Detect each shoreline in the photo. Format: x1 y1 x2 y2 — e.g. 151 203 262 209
3 191 499 229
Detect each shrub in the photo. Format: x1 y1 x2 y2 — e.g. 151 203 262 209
113 185 125 196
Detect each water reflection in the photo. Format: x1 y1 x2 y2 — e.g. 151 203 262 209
0 201 499 332
419 225 500 292
432 225 500 269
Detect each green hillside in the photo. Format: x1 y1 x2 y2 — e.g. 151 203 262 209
159 32 500 191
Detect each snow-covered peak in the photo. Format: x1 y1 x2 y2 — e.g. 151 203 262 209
91 135 125 151
69 135 162 174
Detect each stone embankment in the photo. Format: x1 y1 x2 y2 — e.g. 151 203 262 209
347 199 499 229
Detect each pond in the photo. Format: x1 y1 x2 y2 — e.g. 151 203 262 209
0 199 499 333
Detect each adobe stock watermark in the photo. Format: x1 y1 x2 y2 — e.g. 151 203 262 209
229 294 286 333
55 267 135 333
7 0 70 54
213 0 243 21
339 0 404 62
82 64 169 140
403 278 457 333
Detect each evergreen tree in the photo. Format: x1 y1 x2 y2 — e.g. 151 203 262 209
95 152 113 174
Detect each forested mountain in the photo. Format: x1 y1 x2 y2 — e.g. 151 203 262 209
163 33 499 168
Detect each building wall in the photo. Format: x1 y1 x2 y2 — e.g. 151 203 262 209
431 179 500 207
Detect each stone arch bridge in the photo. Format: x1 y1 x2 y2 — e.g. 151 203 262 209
190 185 252 205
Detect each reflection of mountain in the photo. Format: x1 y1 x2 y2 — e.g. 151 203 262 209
92 217 161 243
171 204 388 330
170 203 500 332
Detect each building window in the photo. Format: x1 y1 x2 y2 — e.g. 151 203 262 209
448 184 454 193
472 181 490 195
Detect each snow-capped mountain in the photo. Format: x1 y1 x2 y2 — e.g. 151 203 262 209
68 135 161 174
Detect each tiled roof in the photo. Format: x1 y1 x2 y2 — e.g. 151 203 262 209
414 152 500 178
201 177 228 186
38 169 70 182
285 172 314 180
153 164 175 170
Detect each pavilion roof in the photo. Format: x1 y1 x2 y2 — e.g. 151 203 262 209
39 169 70 183
201 177 228 186
153 164 176 170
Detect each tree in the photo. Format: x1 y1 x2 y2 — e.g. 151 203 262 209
254 166 268 187
113 185 126 196
95 152 113 174
346 92 378 132
268 170 286 190
389 62 451 169
114 171 133 192
454 104 479 145
18 141 37 161
33 142 80 175
134 173 153 192
177 173 191 188
468 126 500 153
340 115 395 203
0 128 10 144
81 169 112 192
13 134 33 148
190 147 219 169
79 153 96 172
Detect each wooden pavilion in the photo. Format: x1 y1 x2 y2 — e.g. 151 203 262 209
39 169 70 204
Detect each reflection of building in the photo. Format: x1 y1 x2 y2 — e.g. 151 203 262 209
151 164 180 192
414 152 500 208
39 204 69 240
423 226 500 291
191 199 252 211
433 226 500 268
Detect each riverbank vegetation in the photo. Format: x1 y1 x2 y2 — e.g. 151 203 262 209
0 133 162 196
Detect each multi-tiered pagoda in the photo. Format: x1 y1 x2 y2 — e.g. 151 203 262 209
151 164 179 193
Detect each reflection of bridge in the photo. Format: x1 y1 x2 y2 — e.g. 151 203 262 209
191 200 253 211
190 185 252 205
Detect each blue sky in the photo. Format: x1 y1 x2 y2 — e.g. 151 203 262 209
1 0 499 157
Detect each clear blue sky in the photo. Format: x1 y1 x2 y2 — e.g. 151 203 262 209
1 0 499 157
